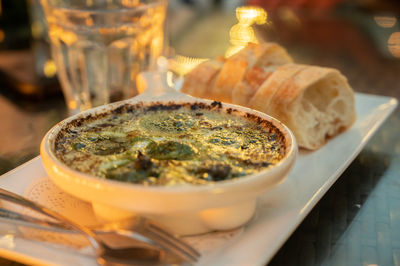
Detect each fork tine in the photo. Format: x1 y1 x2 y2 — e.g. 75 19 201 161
148 223 200 257
95 216 200 263
146 229 199 264
146 222 201 262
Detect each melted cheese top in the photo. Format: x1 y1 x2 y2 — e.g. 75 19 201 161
55 104 285 186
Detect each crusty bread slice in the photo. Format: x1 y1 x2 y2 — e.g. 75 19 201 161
230 42 293 67
182 42 293 103
181 60 223 99
231 43 293 106
248 64 307 112
251 64 356 150
231 66 274 106
212 58 248 102
181 43 356 150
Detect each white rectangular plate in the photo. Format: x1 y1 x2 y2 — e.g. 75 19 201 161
0 93 397 266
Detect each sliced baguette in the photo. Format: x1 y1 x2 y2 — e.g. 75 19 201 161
250 64 356 150
212 57 248 102
230 42 293 67
215 42 293 103
231 43 293 106
181 59 224 100
181 43 356 150
248 64 306 113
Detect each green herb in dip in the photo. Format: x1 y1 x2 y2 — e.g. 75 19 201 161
54 102 286 186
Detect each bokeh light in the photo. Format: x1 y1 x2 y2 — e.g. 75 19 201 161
236 6 267 25
0 29 4 43
374 16 397 28
225 6 268 58
43 60 57 78
388 32 400 58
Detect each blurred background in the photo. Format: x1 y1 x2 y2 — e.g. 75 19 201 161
0 0 400 265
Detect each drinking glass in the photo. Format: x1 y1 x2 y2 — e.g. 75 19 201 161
40 0 167 115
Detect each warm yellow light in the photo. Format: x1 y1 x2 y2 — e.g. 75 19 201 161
44 60 57 77
0 29 4 43
0 234 15 249
122 0 139 7
374 16 397 28
229 24 257 46
166 71 174 88
99 27 117 36
236 6 267 25
169 55 208 76
225 45 246 58
50 26 77 45
85 17 94 26
225 6 267 58
388 32 400 58
68 100 78 110
111 39 128 49
136 73 147 94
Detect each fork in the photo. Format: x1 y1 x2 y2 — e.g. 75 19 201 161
0 187 200 265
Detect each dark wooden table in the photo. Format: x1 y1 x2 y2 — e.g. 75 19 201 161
1 1 400 265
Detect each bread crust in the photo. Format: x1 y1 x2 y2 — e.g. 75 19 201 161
231 42 293 67
261 65 356 149
213 58 248 102
248 64 307 114
231 43 293 106
181 60 223 99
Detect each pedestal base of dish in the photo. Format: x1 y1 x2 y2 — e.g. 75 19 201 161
92 200 257 236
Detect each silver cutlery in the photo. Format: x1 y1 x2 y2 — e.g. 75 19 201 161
0 187 200 265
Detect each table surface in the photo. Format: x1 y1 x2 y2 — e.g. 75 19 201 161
0 1 400 265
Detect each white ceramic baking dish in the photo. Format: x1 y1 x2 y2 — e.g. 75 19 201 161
40 72 297 235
